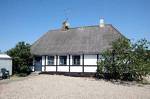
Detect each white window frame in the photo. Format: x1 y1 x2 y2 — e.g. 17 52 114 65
72 55 80 65
47 56 54 65
59 56 67 65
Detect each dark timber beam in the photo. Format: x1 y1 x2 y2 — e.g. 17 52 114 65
45 56 46 71
33 56 35 72
56 55 58 72
82 54 84 73
97 54 99 68
69 55 70 72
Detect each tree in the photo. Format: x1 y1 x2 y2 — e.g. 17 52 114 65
7 41 33 75
130 39 150 80
97 38 150 81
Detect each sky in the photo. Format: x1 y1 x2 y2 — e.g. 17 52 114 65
0 0 150 52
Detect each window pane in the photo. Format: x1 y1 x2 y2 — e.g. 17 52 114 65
59 56 67 65
72 55 80 65
47 56 54 65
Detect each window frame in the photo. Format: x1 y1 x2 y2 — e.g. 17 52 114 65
72 55 80 65
47 56 54 65
59 56 67 65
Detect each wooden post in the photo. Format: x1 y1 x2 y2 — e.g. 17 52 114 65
56 55 58 72
82 54 84 73
33 56 35 72
69 55 70 72
97 54 99 68
45 56 46 71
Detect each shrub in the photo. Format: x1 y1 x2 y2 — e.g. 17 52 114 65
7 41 33 75
97 38 150 81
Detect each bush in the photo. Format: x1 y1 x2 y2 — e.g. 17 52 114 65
97 38 150 81
16 73 28 77
20 65 31 74
7 41 33 75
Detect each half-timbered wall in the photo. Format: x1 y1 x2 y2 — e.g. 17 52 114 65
33 54 99 73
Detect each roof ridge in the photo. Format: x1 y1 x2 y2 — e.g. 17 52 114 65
72 24 112 29
48 24 112 32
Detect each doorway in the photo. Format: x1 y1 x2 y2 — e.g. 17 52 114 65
34 56 42 71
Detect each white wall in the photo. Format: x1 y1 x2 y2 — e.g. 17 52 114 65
67 55 69 65
54 56 57 65
46 56 48 65
42 66 45 71
84 55 97 65
84 55 97 72
70 66 82 72
70 55 72 65
84 67 97 72
46 66 56 71
42 56 45 65
42 56 45 71
80 55 83 65
58 66 69 72
0 59 12 75
34 54 98 73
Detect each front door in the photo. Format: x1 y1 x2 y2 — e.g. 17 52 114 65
34 56 42 71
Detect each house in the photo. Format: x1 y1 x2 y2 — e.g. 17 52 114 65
30 19 124 73
0 54 12 75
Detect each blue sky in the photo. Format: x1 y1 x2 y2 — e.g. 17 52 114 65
0 0 150 51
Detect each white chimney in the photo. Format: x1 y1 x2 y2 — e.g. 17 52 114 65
99 18 105 28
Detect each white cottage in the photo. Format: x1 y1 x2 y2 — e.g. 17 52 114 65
0 54 12 75
31 20 124 73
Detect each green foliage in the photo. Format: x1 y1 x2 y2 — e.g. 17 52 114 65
7 42 33 76
130 39 150 80
97 38 150 81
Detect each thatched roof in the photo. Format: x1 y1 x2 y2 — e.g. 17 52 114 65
31 24 124 55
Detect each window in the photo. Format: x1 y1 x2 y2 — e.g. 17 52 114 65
47 56 54 65
59 56 67 65
72 55 80 65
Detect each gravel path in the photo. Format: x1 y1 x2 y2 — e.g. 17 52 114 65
0 75 150 99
